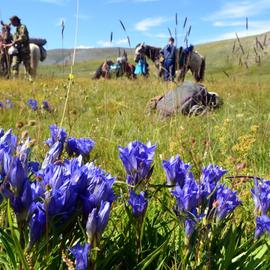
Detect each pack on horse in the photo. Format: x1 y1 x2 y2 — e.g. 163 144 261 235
93 51 135 80
134 43 205 82
0 21 13 77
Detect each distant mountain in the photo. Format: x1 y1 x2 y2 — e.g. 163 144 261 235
43 47 134 65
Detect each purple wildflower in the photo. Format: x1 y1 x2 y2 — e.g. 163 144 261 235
251 178 270 215
128 190 148 217
162 155 191 187
42 100 51 112
86 201 111 243
66 137 95 158
70 243 90 270
255 215 270 238
45 124 67 147
5 99 13 108
118 141 156 186
215 184 240 220
27 99 38 111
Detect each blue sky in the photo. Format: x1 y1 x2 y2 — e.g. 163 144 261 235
1 0 270 49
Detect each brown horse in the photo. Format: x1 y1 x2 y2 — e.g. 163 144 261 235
178 48 205 82
0 21 13 77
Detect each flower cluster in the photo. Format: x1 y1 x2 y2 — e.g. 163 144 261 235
251 178 270 237
0 98 52 112
0 126 115 269
118 141 156 217
163 155 240 237
27 99 52 112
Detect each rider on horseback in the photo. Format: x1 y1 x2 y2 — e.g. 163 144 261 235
9 15 32 78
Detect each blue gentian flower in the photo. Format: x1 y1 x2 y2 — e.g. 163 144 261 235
171 176 198 213
42 100 51 112
255 215 270 238
251 178 270 215
0 102 4 109
86 201 111 243
45 125 67 147
41 141 64 169
198 164 227 207
118 141 156 186
128 190 148 217
27 99 38 111
9 157 27 194
171 176 199 237
215 184 240 220
66 137 95 158
28 202 46 246
70 243 90 270
0 129 17 155
5 99 13 108
162 155 191 187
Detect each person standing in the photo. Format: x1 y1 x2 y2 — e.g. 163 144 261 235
9 16 32 79
160 37 176 81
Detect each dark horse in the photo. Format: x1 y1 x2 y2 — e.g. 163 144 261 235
134 43 205 82
0 21 13 77
92 53 136 80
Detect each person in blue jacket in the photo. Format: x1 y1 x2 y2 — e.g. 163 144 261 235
160 37 176 81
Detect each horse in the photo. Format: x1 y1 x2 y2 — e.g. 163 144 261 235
0 21 13 77
178 47 205 82
93 54 136 80
134 43 205 82
0 21 41 78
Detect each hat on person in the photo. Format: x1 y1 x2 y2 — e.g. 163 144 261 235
9 16 21 22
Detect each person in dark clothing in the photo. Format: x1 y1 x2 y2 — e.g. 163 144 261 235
160 37 176 81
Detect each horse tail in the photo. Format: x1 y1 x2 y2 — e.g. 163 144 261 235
198 57 206 82
92 63 103 79
30 43 40 78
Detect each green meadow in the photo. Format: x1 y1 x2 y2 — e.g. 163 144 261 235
0 33 270 269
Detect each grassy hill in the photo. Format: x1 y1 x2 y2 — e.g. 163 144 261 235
40 31 270 78
43 47 134 65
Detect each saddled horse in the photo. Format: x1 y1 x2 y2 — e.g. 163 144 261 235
134 43 205 82
93 55 136 80
0 21 42 78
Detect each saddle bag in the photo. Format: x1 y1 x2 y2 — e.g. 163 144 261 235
39 46 47 62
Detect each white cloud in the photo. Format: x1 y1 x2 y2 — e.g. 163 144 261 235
135 17 169 32
206 0 270 21
97 38 129 47
77 45 94 49
213 21 246 27
198 20 270 44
